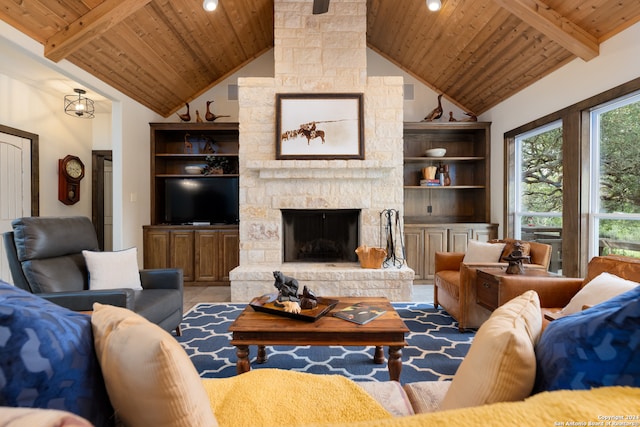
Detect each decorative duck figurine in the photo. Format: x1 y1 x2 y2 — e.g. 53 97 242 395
205 100 231 122
195 110 203 123
448 111 457 122
205 100 215 121
462 112 478 122
422 94 443 122
177 103 190 122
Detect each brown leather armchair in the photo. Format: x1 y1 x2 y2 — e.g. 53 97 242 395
497 255 640 329
434 239 552 331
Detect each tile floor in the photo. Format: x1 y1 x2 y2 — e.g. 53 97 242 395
183 284 434 312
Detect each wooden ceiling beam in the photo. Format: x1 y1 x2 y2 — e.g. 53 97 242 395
44 0 152 62
492 0 599 61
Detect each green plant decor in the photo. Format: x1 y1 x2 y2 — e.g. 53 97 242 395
204 155 231 175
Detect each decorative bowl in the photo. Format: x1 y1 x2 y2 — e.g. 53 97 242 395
355 245 387 269
425 148 446 157
185 165 204 175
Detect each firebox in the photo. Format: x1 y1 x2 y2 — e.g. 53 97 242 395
282 209 360 262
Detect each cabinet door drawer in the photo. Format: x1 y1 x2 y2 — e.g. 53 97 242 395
476 274 499 311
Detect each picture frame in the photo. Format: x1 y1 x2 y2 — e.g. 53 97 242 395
276 93 364 160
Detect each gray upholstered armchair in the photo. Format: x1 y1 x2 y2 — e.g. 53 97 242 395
3 216 184 335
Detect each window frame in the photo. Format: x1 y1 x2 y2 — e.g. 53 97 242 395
504 76 640 278
589 91 640 258
513 119 563 240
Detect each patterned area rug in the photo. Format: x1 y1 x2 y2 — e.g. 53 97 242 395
177 302 474 384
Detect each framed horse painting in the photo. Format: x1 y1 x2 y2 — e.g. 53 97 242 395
275 93 364 160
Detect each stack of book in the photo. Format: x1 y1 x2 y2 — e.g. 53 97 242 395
420 179 442 186
333 302 387 325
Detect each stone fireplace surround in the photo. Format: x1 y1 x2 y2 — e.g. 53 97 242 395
229 0 414 302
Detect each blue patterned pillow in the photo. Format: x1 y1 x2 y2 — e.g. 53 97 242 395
534 285 640 392
0 281 113 426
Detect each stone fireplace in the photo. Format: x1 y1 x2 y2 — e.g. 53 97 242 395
229 0 414 301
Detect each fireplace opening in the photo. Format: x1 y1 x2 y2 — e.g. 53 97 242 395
282 209 360 263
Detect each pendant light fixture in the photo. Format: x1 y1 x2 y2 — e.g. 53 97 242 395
203 0 218 11
426 0 442 12
64 88 95 119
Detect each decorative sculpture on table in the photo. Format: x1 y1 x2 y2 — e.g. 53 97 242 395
299 286 318 309
504 241 531 274
272 271 317 313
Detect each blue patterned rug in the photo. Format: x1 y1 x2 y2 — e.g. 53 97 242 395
177 302 474 384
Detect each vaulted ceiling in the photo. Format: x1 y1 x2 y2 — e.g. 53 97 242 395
1 0 639 117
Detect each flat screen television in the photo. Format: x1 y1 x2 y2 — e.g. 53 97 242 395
163 177 239 225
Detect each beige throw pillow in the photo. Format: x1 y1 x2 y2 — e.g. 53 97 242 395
462 240 506 263
91 303 218 427
561 272 639 315
439 290 542 410
83 247 142 290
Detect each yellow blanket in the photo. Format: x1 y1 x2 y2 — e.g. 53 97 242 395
308 386 640 427
202 369 392 427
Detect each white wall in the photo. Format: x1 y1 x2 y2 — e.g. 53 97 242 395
152 49 276 124
482 20 640 234
367 49 467 122
0 74 94 217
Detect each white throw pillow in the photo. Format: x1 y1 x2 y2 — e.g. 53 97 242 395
82 247 142 290
462 240 506 263
561 272 639 315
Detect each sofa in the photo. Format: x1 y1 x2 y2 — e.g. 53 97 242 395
495 254 640 328
434 238 552 330
3 216 183 335
1 267 639 427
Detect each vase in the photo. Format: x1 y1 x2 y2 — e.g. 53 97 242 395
355 245 387 269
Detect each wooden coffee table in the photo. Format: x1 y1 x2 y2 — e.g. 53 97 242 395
228 296 409 381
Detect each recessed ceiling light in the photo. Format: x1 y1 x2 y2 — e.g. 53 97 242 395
203 0 218 12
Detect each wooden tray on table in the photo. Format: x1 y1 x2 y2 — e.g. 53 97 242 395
249 293 338 322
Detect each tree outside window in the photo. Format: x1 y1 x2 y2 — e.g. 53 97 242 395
515 121 563 272
591 94 640 258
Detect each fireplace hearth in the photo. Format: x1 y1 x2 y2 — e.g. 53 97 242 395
282 209 359 263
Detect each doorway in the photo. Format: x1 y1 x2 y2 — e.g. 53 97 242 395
0 125 39 283
92 150 113 251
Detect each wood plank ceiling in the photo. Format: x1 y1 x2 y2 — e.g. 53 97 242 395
1 0 639 117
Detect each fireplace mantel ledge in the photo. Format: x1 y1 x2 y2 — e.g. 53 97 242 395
245 159 395 179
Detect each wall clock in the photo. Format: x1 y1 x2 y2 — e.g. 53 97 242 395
58 155 85 205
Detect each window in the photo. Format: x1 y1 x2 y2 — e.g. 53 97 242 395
589 93 640 258
513 121 563 273
506 78 640 277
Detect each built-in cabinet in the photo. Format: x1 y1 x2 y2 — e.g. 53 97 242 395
143 225 239 286
403 122 498 282
405 223 498 281
149 122 239 225
145 123 240 286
